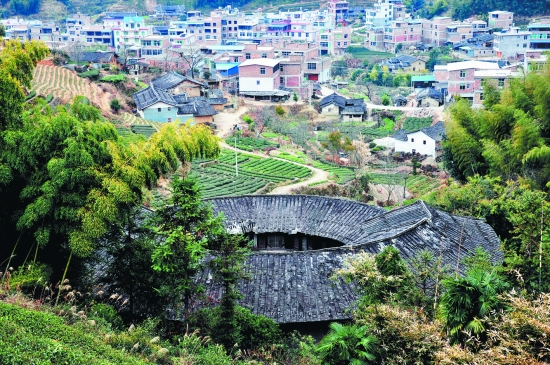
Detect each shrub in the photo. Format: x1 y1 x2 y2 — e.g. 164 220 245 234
369 142 377 149
242 114 254 125
45 94 53 103
381 94 391 106
101 74 125 83
8 263 52 290
88 303 124 331
189 305 282 350
292 91 299 102
78 69 100 80
275 105 285 116
110 98 121 113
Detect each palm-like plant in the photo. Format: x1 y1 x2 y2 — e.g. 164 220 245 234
316 322 378 365
439 268 509 343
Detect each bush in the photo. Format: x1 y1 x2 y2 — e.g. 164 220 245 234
381 94 391 106
101 74 125 83
242 114 254 125
8 263 52 290
189 305 282 350
110 98 121 113
369 142 377 149
45 94 53 103
88 303 124 331
78 69 100 80
275 105 285 116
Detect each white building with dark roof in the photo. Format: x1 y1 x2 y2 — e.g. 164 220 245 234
393 121 446 157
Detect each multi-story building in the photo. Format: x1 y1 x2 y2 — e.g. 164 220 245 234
65 13 91 42
79 25 112 46
493 27 531 59
488 11 514 29
238 58 289 101
30 22 62 46
528 21 550 50
103 12 139 28
140 35 170 57
434 60 506 102
422 17 451 46
318 27 352 55
327 0 349 23
445 23 474 44
365 0 394 28
274 42 330 97
364 27 385 51
383 20 422 51
112 17 151 50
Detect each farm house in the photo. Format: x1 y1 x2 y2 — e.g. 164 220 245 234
392 121 446 157
196 195 502 324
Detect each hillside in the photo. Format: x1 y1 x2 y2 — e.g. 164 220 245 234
31 61 112 111
0 300 153 364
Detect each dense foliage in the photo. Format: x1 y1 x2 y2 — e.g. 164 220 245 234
443 72 550 190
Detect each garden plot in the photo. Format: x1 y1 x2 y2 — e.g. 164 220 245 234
191 151 312 198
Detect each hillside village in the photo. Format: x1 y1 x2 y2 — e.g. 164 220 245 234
1 0 550 364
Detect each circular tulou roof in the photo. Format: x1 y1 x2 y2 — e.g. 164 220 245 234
207 195 384 246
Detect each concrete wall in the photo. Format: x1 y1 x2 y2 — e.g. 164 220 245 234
322 104 340 116
141 101 179 122
394 131 436 157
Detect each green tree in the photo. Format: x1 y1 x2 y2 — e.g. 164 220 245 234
381 94 391 106
350 69 363 82
293 91 299 103
438 267 509 344
0 24 6 38
208 231 251 350
110 98 121 113
151 176 224 324
316 322 378 365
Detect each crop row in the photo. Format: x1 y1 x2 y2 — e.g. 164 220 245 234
312 161 356 184
191 171 268 198
227 137 277 151
241 159 310 179
369 173 407 185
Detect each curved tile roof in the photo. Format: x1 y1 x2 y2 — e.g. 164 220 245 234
201 195 503 323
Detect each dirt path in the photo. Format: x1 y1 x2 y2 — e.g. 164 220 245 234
220 142 331 194
214 106 249 138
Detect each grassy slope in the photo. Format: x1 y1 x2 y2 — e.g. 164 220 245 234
0 302 153 365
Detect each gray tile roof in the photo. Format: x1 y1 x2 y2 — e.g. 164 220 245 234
416 88 443 102
342 105 366 114
393 129 408 141
132 84 179 110
201 196 502 323
152 71 208 90
320 93 347 108
422 121 446 142
81 51 116 64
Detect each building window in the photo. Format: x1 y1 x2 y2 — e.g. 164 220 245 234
280 65 284 71
460 70 466 78
498 78 505 87
245 53 250 59
423 140 426 145
411 138 415 142
260 67 266 75
460 84 466 90
262 53 267 58
168 107 171 111
280 76 284 84
158 108 161 112
256 80 260 85
307 63 316 70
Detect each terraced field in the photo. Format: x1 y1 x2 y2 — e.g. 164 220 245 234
312 161 356 184
191 151 312 198
370 173 442 197
31 64 110 110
